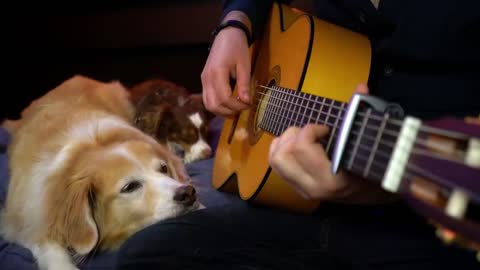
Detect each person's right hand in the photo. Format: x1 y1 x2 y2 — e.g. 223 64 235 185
201 11 252 117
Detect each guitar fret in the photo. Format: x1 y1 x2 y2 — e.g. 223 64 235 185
259 86 351 151
348 108 371 170
329 100 341 126
263 88 274 133
269 87 281 134
340 109 401 185
283 88 297 133
275 86 286 135
298 92 305 125
278 88 289 134
311 95 320 124
259 90 272 131
285 88 296 130
299 92 307 126
373 116 402 181
342 143 377 176
281 88 291 133
323 98 330 124
326 102 345 155
363 112 390 178
292 91 303 129
306 95 316 124
297 92 305 126
316 97 326 124
302 92 313 125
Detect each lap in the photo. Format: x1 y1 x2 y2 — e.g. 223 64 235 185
114 201 480 270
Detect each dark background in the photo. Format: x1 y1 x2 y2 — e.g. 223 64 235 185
2 0 223 120
1 0 312 120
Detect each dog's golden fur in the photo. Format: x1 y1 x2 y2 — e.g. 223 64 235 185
1 75 199 270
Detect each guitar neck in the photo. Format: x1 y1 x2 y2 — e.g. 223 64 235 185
258 85 401 185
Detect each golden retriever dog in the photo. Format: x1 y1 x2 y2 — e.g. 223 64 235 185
0 75 201 270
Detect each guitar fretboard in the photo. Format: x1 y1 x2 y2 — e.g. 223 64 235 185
258 85 401 185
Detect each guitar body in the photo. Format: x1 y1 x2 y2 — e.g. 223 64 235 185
212 2 372 213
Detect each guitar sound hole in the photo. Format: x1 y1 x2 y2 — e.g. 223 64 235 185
249 79 277 144
254 79 276 129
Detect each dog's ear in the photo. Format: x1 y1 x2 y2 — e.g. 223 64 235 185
167 154 190 183
48 176 98 255
154 104 177 143
134 94 176 143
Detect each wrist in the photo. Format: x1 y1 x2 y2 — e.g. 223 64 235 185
211 11 253 47
222 11 252 34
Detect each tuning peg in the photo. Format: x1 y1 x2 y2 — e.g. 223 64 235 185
445 189 469 219
435 226 480 262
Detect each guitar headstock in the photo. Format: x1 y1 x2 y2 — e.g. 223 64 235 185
398 116 480 258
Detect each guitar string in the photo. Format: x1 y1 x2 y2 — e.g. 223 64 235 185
254 91 406 137
255 85 473 140
307 131 461 189
261 105 468 165
255 91 398 135
349 147 464 196
265 127 453 192
253 99 462 191
347 130 469 168
255 88 467 140
254 93 468 161
255 85 398 124
255 94 468 159
258 105 469 166
256 85 474 141
342 142 453 190
254 88 471 152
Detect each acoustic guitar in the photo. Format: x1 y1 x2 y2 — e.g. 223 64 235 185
211 2 480 255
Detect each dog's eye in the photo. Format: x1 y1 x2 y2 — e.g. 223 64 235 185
158 163 168 174
121 181 142 193
134 115 142 123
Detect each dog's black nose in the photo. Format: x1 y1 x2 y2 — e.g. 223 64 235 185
173 185 197 206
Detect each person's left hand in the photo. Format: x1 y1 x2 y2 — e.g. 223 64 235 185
268 123 356 200
268 84 397 204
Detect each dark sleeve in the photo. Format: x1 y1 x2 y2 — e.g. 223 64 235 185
220 0 293 41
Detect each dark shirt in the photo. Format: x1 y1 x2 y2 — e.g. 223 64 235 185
221 0 480 120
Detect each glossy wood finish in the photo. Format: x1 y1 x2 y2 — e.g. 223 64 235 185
211 2 371 213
